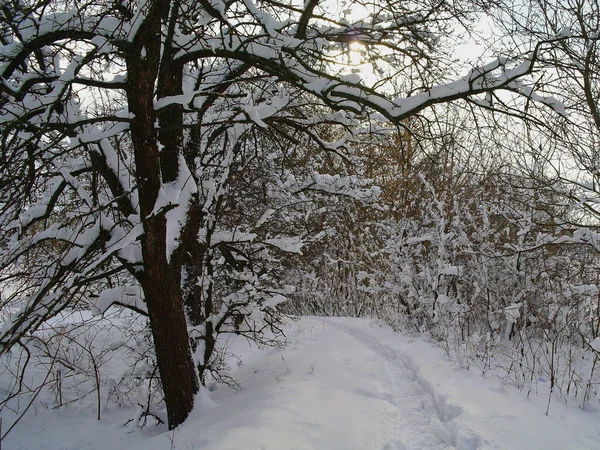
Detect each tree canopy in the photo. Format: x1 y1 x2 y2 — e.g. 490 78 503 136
0 0 581 428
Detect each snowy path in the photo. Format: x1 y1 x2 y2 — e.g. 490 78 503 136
328 321 459 449
4 317 458 450
4 317 600 449
186 318 458 449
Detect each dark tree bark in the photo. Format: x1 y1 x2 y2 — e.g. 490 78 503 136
125 0 199 429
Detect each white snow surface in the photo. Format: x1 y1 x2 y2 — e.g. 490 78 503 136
4 317 600 449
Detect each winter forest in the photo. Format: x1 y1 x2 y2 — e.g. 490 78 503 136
0 0 600 447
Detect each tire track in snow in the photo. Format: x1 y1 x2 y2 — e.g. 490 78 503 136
329 321 483 450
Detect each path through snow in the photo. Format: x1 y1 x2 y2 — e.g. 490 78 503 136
191 317 458 450
329 321 478 449
3 317 600 449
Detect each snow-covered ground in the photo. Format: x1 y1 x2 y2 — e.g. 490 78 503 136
3 317 600 449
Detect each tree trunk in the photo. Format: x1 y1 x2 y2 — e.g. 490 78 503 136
142 236 200 429
125 0 199 429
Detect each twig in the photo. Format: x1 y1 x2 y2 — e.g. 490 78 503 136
1 332 65 440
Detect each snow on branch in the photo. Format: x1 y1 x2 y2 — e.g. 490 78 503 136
90 285 146 315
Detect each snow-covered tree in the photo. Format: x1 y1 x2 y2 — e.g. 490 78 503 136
0 0 569 428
